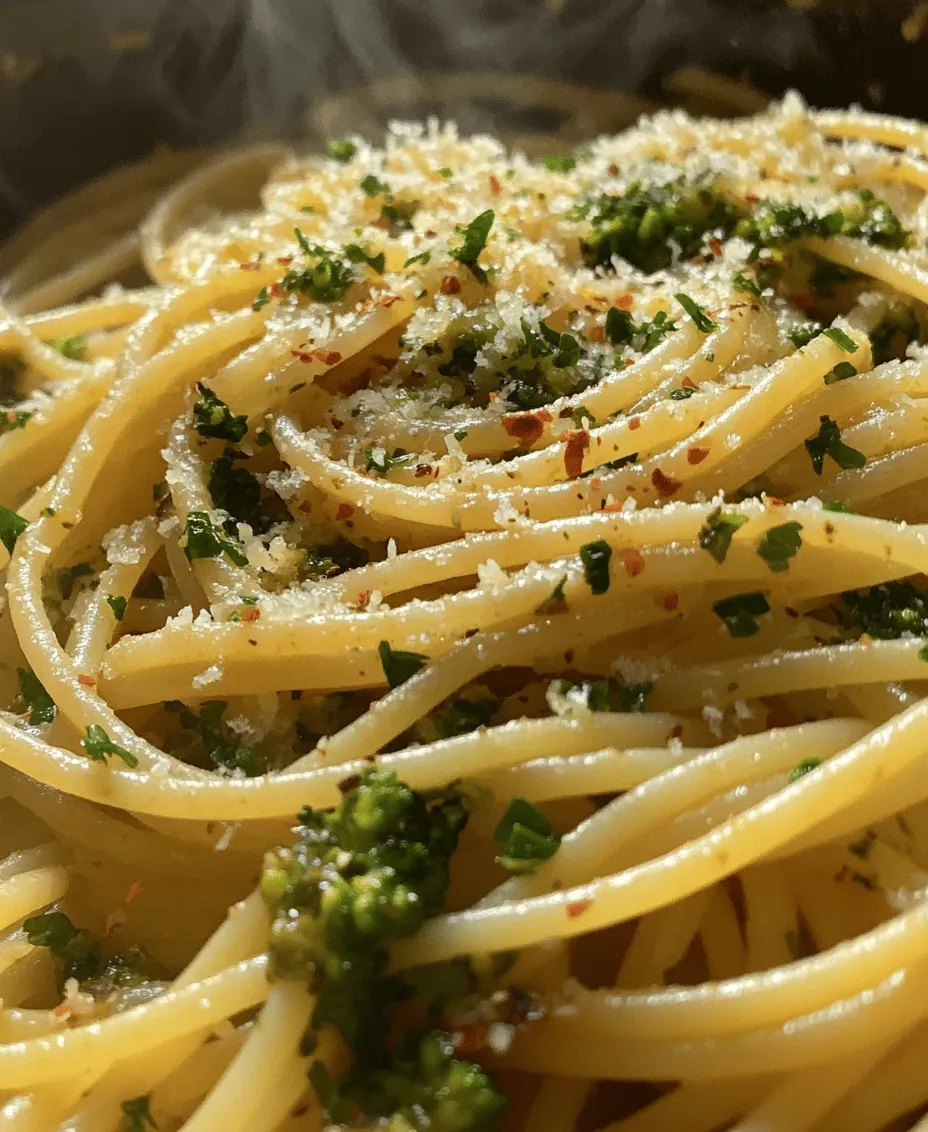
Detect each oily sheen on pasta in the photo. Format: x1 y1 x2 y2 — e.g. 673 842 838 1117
2 93 928 1132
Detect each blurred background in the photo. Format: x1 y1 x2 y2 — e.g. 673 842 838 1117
0 0 925 239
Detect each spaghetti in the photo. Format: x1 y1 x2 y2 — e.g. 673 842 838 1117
0 93 927 1131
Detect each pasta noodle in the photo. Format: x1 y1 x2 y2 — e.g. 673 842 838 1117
1 92 928 1130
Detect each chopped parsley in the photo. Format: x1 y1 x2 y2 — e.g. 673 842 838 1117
326 139 357 162
640 310 677 351
49 334 87 361
208 455 264 530
605 306 677 352
0 409 31 436
404 251 432 268
668 386 696 400
698 507 748 564
0 505 28 554
788 321 822 348
450 209 495 283
870 302 919 365
842 581 928 640
542 154 576 173
378 641 428 689
713 591 770 637
164 700 264 776
579 540 612 595
605 307 635 345
192 383 248 442
822 500 854 513
675 293 717 333
282 232 356 302
494 797 561 873
360 173 391 197
822 327 858 353
824 361 858 385
253 286 271 311
756 522 803 573
732 272 763 298
344 243 386 274
22 912 100 984
9 668 56 725
364 447 415 477
614 681 653 713
81 724 139 769
804 416 866 475
789 758 822 782
106 595 128 622
182 511 248 567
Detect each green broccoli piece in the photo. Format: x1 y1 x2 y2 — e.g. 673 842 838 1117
582 180 737 273
842 581 928 640
323 1032 506 1132
261 770 506 1131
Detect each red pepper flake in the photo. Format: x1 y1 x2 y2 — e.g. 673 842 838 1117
613 293 634 310
589 477 601 493
567 899 593 918
681 375 697 390
651 467 682 497
502 409 552 447
77 674 96 687
268 282 283 298
621 548 645 577
356 590 372 612
667 723 684 741
488 391 499 402
241 607 261 622
291 349 313 362
415 463 433 477
588 324 605 343
52 1004 73 1021
298 500 312 515
766 495 785 507
275 255 293 266
489 174 501 196
628 417 641 431
858 632 874 647
124 881 143 904
439 275 461 295
603 502 624 513
662 591 678 611
745 192 760 204
709 236 722 257
687 446 710 466
330 418 344 431
564 429 590 478
607 162 619 175
335 503 355 521
623 357 635 368
374 294 400 308
239 261 261 271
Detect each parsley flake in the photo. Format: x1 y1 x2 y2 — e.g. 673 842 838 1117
713 591 770 637
542 155 576 173
182 512 248 568
789 758 822 782
378 641 428 689
9 668 56 725
824 361 858 385
536 574 568 615
675 293 717 333
756 522 803 573
804 416 866 475
732 272 762 298
81 724 139 769
494 796 561 873
0 505 28 554
325 139 357 162
120 1094 157 1131
822 327 858 353
360 173 390 197
450 209 495 284
106 595 128 621
49 334 87 361
192 384 248 442
579 540 612 595
699 507 748 564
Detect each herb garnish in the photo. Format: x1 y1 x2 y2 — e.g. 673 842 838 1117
192 383 248 442
756 522 803 573
106 595 128 622
450 209 495 283
713 591 770 637
675 293 717 333
494 797 561 873
804 416 866 475
81 724 139 769
698 507 748 564
0 505 28 554
579 540 612 595
378 641 428 688
9 668 56 725
182 512 248 567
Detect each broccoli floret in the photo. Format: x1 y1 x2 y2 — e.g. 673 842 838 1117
582 180 737 273
323 1032 506 1132
842 581 928 640
262 770 506 1131
261 769 469 1047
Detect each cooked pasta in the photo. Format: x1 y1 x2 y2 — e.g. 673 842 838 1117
2 92 928 1131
